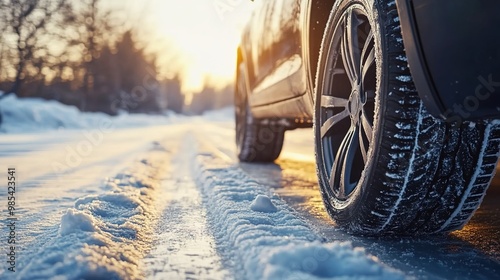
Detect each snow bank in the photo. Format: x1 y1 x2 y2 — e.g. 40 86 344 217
18 142 170 279
202 106 234 122
0 94 175 133
193 148 405 280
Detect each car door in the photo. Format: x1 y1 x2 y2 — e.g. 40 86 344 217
268 0 301 71
249 0 306 106
244 0 274 87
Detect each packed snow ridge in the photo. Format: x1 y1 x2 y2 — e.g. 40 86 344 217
18 143 170 279
193 142 404 280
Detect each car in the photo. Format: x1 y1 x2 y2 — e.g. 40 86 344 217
234 0 500 235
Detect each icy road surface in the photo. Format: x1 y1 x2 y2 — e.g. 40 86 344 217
1 109 500 279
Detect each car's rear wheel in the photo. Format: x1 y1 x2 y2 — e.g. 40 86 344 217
235 64 285 162
314 0 500 235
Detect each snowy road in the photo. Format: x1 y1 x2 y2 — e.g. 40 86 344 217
1 109 500 279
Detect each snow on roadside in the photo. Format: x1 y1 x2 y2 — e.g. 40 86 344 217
202 106 234 122
17 142 171 279
192 142 405 280
0 94 176 133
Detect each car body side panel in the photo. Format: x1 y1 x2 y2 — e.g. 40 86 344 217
241 0 312 117
240 1 270 86
243 0 500 123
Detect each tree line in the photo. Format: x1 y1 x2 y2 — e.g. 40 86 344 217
0 0 186 116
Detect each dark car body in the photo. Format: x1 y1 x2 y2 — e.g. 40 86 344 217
236 0 500 235
238 0 500 124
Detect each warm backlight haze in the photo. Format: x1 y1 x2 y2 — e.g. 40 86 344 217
114 0 255 94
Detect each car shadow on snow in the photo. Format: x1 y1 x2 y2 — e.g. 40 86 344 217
238 159 500 279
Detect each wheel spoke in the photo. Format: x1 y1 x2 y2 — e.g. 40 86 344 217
361 30 373 62
321 109 349 138
331 68 346 76
321 95 348 108
341 10 361 84
340 34 354 83
360 111 373 140
329 127 359 196
358 125 368 163
342 126 360 196
329 128 353 192
346 11 361 76
361 47 375 82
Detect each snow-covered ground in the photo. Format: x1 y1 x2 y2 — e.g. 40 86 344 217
1 97 499 279
0 94 181 133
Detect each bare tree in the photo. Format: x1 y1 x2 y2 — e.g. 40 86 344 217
66 0 116 110
0 0 176 117
0 0 65 96
0 0 10 83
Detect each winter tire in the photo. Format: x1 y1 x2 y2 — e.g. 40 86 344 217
235 64 285 162
314 0 500 235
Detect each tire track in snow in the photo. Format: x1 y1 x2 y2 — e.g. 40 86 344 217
16 141 171 280
143 134 229 279
197 124 500 280
190 134 405 280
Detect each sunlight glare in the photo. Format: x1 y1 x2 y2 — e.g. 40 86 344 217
120 0 255 94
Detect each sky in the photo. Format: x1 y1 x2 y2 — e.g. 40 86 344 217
108 0 257 94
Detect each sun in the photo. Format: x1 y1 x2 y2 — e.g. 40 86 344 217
122 0 255 94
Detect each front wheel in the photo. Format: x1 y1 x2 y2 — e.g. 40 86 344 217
314 0 500 235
